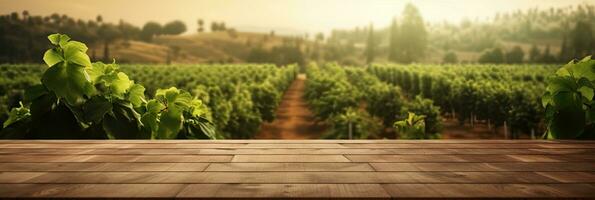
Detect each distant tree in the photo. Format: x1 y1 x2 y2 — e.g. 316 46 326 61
197 19 204 32
559 35 572 62
22 10 29 20
529 44 541 62
505 46 524 63
270 30 275 37
118 20 141 41
211 22 227 32
246 47 270 63
97 24 121 62
210 22 220 32
315 33 324 43
478 48 505 64
162 20 186 35
388 18 399 62
396 3 427 63
442 51 458 64
96 15 103 24
141 21 162 42
541 45 558 63
365 23 376 64
572 20 594 58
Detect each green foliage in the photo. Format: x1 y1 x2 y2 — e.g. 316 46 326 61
542 56 595 139
479 48 505 64
393 3 428 63
369 63 551 137
505 46 525 64
249 82 281 122
2 102 29 128
394 112 437 139
162 20 187 35
403 96 442 136
442 52 458 64
325 108 383 139
1 33 218 139
365 83 404 126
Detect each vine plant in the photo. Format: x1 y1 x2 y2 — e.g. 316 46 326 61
1 33 216 139
542 56 595 139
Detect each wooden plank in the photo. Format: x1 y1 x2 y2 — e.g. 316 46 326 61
346 154 593 162
205 163 374 171
0 163 210 172
0 143 248 149
341 143 595 149
0 155 232 163
244 143 345 148
232 155 350 162
536 172 595 183
176 184 390 198
3 147 594 155
346 155 516 162
5 139 589 144
382 184 595 198
0 184 186 198
13 172 558 184
0 172 45 183
370 162 595 172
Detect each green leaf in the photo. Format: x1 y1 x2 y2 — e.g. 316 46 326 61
157 106 183 139
556 68 570 77
83 96 113 123
146 99 165 113
3 103 31 128
24 85 48 103
63 41 91 67
43 49 63 67
547 76 575 94
47 34 62 45
58 34 71 48
552 91 581 110
541 92 552 108
548 107 585 139
86 62 108 83
102 101 146 139
570 57 595 81
112 72 133 94
128 84 146 107
141 112 159 134
67 49 92 68
578 86 594 101
41 62 94 105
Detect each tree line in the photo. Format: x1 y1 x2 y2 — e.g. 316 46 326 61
333 3 595 64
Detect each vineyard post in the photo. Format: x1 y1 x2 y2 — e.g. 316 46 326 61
348 121 353 140
504 121 508 139
470 113 474 128
487 119 491 130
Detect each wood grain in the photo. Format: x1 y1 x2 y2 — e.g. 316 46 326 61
0 139 593 199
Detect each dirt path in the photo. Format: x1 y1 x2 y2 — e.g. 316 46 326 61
255 74 327 139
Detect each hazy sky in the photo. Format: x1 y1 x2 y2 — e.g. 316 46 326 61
1 0 593 35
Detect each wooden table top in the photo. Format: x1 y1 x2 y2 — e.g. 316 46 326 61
0 140 593 199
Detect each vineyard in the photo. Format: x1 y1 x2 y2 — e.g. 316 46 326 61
0 63 298 139
0 34 594 140
303 63 554 139
0 34 297 139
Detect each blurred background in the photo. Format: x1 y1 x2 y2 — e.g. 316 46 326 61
1 0 594 140
1 0 593 65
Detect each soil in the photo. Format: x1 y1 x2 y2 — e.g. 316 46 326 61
255 74 328 139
